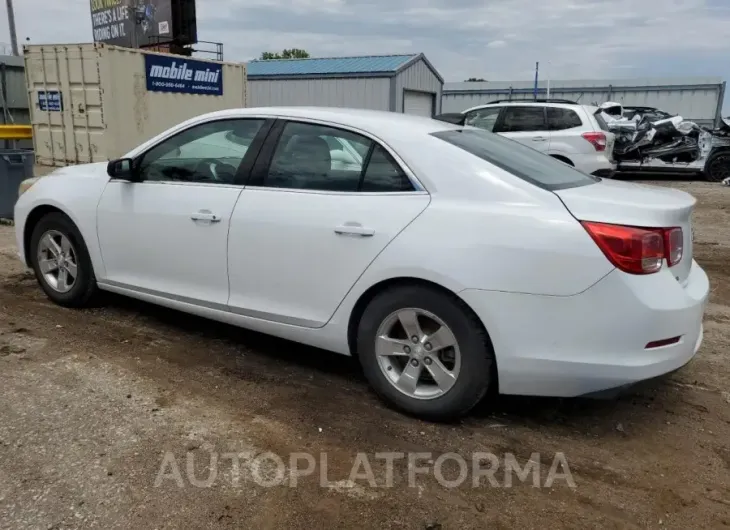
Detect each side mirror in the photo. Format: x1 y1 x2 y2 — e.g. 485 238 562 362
107 158 138 181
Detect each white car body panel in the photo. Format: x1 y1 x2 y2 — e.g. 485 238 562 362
227 189 430 327
97 181 243 306
14 106 709 398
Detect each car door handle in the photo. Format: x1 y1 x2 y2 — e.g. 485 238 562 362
190 211 221 223
334 224 375 237
532 136 548 142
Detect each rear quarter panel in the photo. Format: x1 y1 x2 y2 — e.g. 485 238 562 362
354 194 614 297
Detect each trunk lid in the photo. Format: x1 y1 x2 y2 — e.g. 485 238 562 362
555 179 695 283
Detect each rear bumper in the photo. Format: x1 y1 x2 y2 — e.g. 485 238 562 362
568 153 615 176
460 259 709 397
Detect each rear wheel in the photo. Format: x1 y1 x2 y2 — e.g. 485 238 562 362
29 212 98 307
357 285 494 421
704 150 730 182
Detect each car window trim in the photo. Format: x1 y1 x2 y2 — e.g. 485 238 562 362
465 106 503 132
246 118 426 194
128 117 274 186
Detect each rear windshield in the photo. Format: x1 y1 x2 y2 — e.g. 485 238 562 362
593 112 610 132
431 128 599 191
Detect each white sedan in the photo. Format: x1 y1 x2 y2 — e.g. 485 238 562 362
14 107 709 420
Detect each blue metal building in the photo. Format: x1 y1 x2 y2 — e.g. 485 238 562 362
247 54 444 117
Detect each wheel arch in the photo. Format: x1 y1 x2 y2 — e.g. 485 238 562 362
23 205 69 267
549 154 574 166
346 276 498 388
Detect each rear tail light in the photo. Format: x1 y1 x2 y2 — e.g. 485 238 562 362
581 132 607 152
664 227 683 266
581 221 683 275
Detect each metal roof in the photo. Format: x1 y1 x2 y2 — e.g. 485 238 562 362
247 54 419 77
443 77 725 94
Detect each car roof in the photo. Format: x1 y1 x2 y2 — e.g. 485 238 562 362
462 101 591 114
184 106 460 138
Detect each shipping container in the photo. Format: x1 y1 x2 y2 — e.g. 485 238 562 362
24 43 247 168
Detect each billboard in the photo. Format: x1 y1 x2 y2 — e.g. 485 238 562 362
90 0 197 49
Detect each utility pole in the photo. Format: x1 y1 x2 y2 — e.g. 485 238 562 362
129 0 138 49
5 0 18 55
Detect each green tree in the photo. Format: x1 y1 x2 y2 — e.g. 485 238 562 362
465 77 487 82
260 49 310 60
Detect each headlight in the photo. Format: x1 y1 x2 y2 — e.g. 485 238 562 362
18 177 40 197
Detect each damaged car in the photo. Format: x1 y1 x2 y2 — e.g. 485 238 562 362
598 102 730 182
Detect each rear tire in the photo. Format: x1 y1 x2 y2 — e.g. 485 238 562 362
29 212 98 308
703 150 730 182
356 285 494 421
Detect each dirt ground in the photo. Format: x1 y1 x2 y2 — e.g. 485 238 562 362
0 179 729 529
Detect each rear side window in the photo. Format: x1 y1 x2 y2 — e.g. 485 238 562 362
464 107 501 132
547 108 583 130
360 145 413 192
431 128 598 191
496 107 546 133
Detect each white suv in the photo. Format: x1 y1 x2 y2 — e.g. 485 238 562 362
458 100 617 177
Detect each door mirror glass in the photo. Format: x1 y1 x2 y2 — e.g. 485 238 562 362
107 158 136 180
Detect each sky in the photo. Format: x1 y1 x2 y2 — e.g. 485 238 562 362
1 0 728 113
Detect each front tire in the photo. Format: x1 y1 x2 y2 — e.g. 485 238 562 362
29 212 98 308
357 285 495 421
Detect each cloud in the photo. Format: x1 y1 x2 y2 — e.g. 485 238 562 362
1 0 728 110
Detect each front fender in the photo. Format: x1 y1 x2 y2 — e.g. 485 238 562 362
15 171 110 279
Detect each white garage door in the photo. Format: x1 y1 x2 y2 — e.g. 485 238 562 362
403 91 434 117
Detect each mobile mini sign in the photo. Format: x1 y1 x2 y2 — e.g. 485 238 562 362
144 54 223 96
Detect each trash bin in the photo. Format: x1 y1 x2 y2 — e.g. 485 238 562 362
0 149 34 220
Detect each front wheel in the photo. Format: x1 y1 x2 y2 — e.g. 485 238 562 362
29 212 98 307
357 285 495 421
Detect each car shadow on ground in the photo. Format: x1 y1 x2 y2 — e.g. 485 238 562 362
99 290 680 432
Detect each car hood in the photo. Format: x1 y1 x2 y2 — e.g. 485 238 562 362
45 162 109 178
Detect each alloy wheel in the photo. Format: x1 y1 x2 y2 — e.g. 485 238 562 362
37 230 78 293
375 308 461 400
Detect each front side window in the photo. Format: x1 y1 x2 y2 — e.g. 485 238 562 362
547 107 583 131
464 107 501 132
264 121 413 192
137 119 264 184
496 107 546 133
431 128 597 191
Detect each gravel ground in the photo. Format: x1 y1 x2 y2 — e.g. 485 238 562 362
0 180 729 529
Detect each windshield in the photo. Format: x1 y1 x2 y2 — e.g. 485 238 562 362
431 128 599 191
